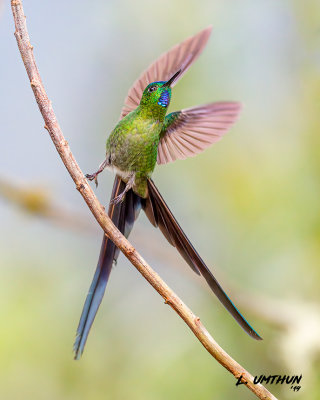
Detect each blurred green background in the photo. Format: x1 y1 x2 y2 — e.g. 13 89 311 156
1 0 320 399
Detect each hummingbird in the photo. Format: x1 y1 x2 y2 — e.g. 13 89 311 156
74 26 261 359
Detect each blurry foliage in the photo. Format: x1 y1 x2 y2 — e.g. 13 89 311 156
1 0 320 399
0 178 51 214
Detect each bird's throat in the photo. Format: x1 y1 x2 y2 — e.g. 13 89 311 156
137 103 167 122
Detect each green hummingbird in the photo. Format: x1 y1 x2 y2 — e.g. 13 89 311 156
74 26 261 359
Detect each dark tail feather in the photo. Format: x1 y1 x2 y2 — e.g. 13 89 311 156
143 178 262 340
74 176 142 359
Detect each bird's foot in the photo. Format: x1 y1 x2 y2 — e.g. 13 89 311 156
85 172 100 187
110 173 134 204
85 158 110 188
110 191 126 205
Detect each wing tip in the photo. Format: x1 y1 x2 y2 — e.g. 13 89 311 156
203 24 213 35
234 101 243 113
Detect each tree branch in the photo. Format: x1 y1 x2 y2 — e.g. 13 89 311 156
11 1 277 399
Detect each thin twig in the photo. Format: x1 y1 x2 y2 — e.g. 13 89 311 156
10 2 277 399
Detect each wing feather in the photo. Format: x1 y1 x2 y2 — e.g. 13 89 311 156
157 102 242 164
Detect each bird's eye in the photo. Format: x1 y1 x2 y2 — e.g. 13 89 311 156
148 85 157 93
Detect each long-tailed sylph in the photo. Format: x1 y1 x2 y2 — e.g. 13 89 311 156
74 26 261 359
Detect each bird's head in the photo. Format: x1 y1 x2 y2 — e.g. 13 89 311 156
139 70 181 111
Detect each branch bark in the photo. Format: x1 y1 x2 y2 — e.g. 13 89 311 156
11 2 277 399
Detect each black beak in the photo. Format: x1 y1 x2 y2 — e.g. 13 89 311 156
163 69 181 87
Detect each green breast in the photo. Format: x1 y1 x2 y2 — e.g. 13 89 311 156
106 107 162 176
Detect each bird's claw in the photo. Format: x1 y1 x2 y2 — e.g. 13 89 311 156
110 193 125 205
85 173 99 188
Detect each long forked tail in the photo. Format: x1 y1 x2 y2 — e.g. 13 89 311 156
143 179 262 340
74 176 142 359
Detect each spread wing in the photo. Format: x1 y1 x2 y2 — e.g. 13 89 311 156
157 102 242 165
120 26 212 119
